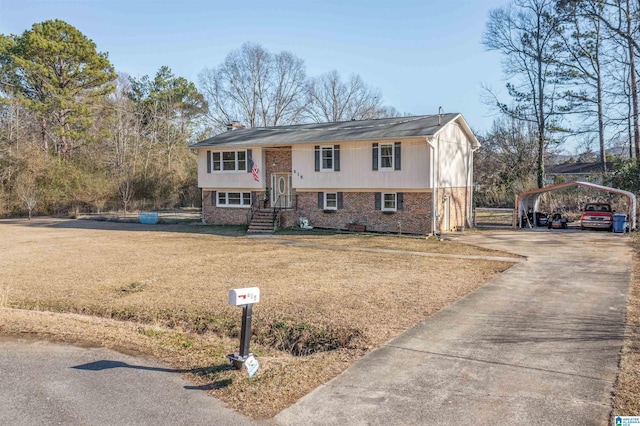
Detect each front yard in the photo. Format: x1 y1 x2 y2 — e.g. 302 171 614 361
0 218 515 418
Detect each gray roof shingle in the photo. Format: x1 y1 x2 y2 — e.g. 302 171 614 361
191 113 467 149
547 162 613 174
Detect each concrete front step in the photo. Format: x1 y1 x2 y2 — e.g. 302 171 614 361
248 211 276 233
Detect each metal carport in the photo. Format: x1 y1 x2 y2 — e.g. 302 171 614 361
514 181 637 230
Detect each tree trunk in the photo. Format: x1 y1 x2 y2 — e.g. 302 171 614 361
597 65 606 172
40 117 48 151
537 29 546 189
627 0 640 162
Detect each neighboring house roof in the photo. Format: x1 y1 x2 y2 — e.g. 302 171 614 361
191 113 479 149
547 162 613 175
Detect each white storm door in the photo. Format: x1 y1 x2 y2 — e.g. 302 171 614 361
271 173 291 208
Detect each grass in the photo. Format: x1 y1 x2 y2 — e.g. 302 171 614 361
612 232 640 416
0 217 516 419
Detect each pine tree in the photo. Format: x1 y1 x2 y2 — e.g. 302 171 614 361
0 19 116 158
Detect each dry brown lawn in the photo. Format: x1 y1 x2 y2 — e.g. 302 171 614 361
0 218 516 419
613 234 640 416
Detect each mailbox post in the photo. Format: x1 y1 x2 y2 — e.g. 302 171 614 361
227 287 260 375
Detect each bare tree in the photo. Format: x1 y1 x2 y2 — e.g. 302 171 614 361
304 70 385 122
119 176 134 214
198 42 307 130
555 0 611 172
587 0 640 161
15 173 37 219
483 0 567 188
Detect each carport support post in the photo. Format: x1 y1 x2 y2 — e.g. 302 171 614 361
239 304 252 358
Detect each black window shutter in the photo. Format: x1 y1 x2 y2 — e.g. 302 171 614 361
374 192 381 210
397 192 404 210
207 151 211 173
318 192 324 209
394 142 401 170
334 145 340 171
247 149 252 172
372 143 379 171
211 191 216 205
337 192 343 209
315 146 320 172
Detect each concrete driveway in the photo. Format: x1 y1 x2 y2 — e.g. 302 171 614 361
276 230 631 425
0 338 255 426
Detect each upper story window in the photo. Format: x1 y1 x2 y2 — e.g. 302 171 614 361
372 142 401 171
211 150 246 172
379 144 394 170
321 146 334 171
315 145 340 172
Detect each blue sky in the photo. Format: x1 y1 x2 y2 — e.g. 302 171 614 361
0 0 509 134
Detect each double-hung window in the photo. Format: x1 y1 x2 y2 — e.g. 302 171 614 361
379 144 394 170
375 192 403 212
315 145 340 172
217 191 252 207
372 142 401 171
382 193 397 211
321 146 334 171
324 192 338 210
211 151 246 172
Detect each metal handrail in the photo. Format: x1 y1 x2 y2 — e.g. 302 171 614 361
247 193 297 229
247 193 263 225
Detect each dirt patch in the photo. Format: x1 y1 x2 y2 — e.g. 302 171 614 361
0 218 514 418
273 232 516 256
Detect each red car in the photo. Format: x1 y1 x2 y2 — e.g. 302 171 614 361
581 203 613 231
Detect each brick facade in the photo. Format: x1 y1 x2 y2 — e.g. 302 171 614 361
296 191 432 235
202 145 472 234
203 187 471 235
202 191 252 225
264 147 292 177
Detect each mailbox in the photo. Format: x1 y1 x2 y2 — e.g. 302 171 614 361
228 287 260 306
227 286 261 372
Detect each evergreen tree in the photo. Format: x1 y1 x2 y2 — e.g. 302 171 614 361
0 19 116 158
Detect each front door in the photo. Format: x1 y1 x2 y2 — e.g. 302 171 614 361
271 173 291 208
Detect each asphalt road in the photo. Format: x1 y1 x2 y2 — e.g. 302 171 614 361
0 338 255 425
276 230 632 425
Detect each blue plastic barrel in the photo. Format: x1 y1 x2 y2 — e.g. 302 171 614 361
613 214 627 233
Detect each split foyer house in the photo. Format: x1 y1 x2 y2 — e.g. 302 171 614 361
191 113 480 235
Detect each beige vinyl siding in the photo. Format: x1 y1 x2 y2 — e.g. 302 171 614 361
436 123 472 188
292 139 431 190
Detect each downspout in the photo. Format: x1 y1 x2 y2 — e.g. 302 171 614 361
201 188 205 223
467 144 479 229
426 136 437 235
